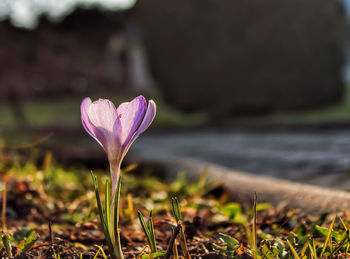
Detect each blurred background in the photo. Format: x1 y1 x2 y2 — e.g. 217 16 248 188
1 0 350 189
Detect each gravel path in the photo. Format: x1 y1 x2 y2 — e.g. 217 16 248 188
133 129 350 190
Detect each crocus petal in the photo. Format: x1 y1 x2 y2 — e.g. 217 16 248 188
87 99 122 157
120 100 157 158
81 97 102 146
119 96 147 146
88 99 118 132
112 115 123 154
135 100 156 135
117 102 129 117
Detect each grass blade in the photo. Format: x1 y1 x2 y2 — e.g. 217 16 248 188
332 229 349 255
2 233 12 258
150 251 167 258
198 166 208 190
340 216 350 255
93 248 101 259
340 217 348 231
148 211 157 253
252 192 257 259
114 175 122 234
287 239 300 259
218 233 239 250
127 193 135 223
138 210 154 252
105 179 111 231
20 231 40 254
90 172 114 257
308 241 316 259
136 245 148 258
300 240 309 257
121 164 138 174
113 175 124 259
313 239 318 259
95 244 108 259
171 198 182 222
54 250 61 259
321 216 336 257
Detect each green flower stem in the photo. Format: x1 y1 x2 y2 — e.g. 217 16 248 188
91 173 123 259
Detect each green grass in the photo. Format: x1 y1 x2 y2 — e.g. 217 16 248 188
0 98 79 128
268 84 350 123
0 96 207 129
237 84 350 125
0 96 207 148
1 85 350 131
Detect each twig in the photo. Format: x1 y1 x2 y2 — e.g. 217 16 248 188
45 220 56 258
165 222 182 259
200 243 209 254
173 239 179 259
27 242 51 252
49 221 54 250
179 227 191 259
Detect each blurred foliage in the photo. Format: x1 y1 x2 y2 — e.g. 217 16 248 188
0 96 207 129
237 84 350 125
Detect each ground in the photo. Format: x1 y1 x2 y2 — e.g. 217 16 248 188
1 150 350 258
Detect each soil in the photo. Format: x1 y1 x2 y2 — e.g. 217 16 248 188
1 177 301 259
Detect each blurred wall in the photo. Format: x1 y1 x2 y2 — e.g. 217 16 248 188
134 0 348 114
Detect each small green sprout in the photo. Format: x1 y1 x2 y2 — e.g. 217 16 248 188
171 197 182 223
213 233 240 258
138 210 157 253
54 250 61 259
137 210 166 259
16 229 39 255
2 232 12 258
170 197 191 259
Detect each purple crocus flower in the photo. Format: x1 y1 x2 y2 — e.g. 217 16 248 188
81 96 156 192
